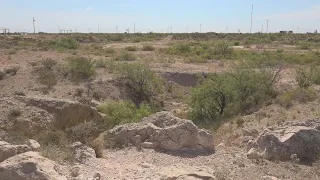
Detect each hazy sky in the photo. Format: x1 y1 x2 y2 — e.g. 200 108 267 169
1 0 320 33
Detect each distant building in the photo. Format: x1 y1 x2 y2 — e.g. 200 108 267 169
279 31 293 34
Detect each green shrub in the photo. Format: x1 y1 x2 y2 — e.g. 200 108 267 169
295 67 320 88
33 60 58 89
68 57 95 82
114 63 163 106
55 38 79 49
234 42 240 46
211 41 233 58
299 42 312 50
189 65 279 126
94 59 107 68
115 52 137 61
190 74 234 125
125 46 138 51
142 45 155 51
98 100 152 128
171 43 191 54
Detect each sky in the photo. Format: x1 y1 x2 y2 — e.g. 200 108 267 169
1 0 320 33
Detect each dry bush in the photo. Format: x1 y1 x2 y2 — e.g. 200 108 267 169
125 46 138 51
14 90 26 96
68 56 95 82
277 88 317 108
4 66 19 75
142 45 155 51
115 52 137 61
8 108 22 118
0 71 5 80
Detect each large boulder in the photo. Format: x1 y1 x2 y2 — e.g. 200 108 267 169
101 111 214 151
0 141 31 162
0 151 67 180
248 118 320 162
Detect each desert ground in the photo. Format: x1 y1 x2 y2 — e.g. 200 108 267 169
0 33 320 179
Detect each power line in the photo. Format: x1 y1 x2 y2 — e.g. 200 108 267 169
250 5 253 33
33 17 36 34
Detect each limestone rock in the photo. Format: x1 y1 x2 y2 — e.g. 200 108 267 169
248 118 320 162
71 142 96 164
0 151 67 180
0 141 31 162
26 139 40 151
102 111 214 152
17 96 103 129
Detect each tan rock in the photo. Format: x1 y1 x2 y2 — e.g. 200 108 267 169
26 139 40 151
71 142 96 164
0 141 31 162
0 151 67 180
102 111 214 152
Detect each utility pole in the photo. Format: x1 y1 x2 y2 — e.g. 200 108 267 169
200 24 202 33
250 5 253 33
33 17 36 34
116 26 118 33
261 24 264 33
266 20 269 33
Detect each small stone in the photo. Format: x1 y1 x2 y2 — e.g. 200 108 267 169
26 139 41 151
247 148 263 160
70 166 80 177
141 142 154 149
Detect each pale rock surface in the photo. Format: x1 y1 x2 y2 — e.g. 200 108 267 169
0 151 67 180
0 141 31 162
26 139 40 151
101 111 215 151
248 118 320 162
71 142 96 164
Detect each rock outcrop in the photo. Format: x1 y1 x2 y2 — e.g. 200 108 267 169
17 96 103 129
0 141 31 162
0 151 67 180
101 111 214 152
248 118 320 162
71 142 96 164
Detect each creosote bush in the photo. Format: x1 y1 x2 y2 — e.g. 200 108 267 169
33 59 58 89
68 56 95 82
296 66 320 88
114 63 163 107
142 45 156 51
115 52 137 61
125 46 138 51
98 100 152 128
277 87 316 108
55 38 79 49
190 65 280 127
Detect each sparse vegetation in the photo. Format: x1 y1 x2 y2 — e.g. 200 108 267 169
55 38 79 49
8 108 22 118
277 88 317 108
115 52 137 61
114 63 163 107
0 71 5 80
98 100 152 128
33 59 58 89
68 56 95 82
142 45 155 51
125 46 138 51
4 66 19 75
